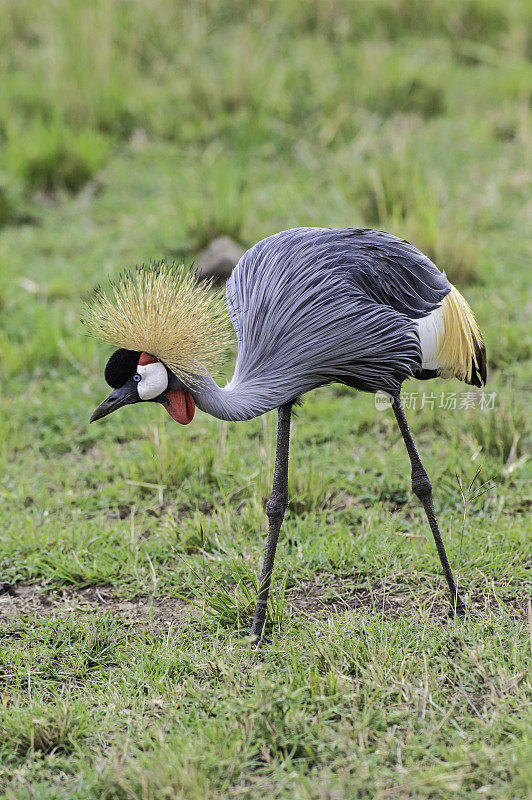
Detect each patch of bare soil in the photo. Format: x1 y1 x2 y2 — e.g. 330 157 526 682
0 583 193 627
288 577 424 620
286 574 527 621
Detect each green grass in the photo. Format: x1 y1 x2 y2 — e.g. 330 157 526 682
0 0 531 797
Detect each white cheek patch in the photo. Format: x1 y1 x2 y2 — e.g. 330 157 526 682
137 362 169 400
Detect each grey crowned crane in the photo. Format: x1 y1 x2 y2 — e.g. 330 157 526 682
87 227 486 641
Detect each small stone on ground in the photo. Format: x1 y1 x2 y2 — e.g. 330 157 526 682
196 236 245 281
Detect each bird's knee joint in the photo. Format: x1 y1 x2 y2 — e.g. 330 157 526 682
266 496 288 518
412 472 432 502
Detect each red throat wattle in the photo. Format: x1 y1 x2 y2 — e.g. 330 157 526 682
137 353 195 425
165 390 196 425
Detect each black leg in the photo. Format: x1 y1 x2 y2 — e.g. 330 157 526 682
250 402 292 642
391 394 467 616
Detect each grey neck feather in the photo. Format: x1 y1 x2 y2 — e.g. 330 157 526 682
188 372 289 421
168 369 295 421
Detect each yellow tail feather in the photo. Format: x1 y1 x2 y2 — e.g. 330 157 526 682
436 286 485 383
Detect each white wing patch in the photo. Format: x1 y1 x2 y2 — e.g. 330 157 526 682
137 362 168 400
417 306 445 370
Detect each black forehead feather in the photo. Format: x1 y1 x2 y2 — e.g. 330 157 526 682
104 348 142 388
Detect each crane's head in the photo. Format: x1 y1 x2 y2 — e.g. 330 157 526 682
83 262 232 426
90 348 195 425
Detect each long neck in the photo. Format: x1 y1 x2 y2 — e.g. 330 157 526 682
188 372 274 421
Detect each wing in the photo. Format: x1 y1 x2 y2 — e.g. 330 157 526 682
340 228 451 318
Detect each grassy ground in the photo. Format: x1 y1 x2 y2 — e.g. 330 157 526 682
0 1 531 797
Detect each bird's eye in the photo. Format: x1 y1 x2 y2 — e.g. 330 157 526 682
133 373 141 383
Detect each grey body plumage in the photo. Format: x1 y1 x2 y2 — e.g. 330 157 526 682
194 227 451 420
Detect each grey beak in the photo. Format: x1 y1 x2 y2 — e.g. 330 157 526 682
90 380 140 423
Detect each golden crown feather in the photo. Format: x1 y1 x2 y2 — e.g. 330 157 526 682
82 262 234 385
